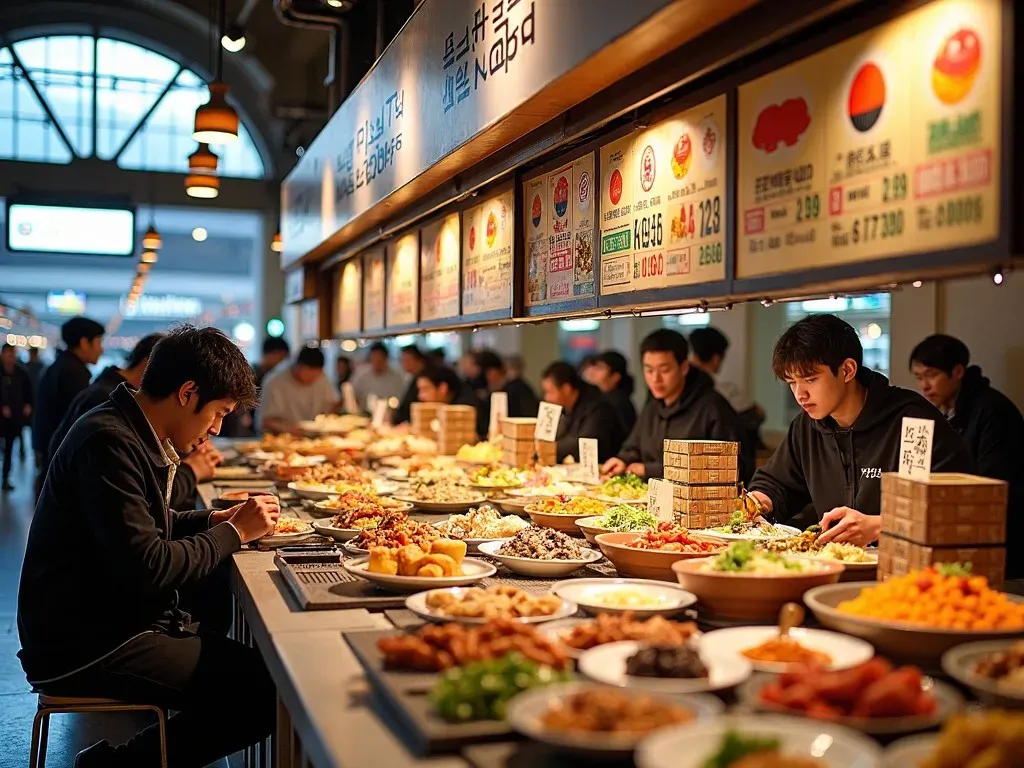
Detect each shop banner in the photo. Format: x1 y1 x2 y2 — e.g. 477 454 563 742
362 247 386 332
463 190 514 316
386 233 420 327
334 258 362 336
420 213 461 322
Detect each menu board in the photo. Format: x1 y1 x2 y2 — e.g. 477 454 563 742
463 190 514 316
523 153 596 307
386 232 419 327
737 0 1000 278
334 258 362 335
420 213 461 322
362 247 386 331
600 95 728 295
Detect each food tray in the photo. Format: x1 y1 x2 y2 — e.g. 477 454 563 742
663 467 740 485
275 559 408 610
344 630 514 754
880 472 1007 504
663 452 739 470
663 439 739 455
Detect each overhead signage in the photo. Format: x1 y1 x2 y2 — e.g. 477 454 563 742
362 247 386 332
386 233 419 328
7 202 135 256
736 0 1000 279
46 290 87 316
334 258 362 336
120 294 202 319
600 95 728 295
420 212 461 323
463 189 514 317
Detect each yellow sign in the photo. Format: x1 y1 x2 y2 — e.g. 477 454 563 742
463 190 513 316
600 95 728 295
386 233 419 327
334 258 362 335
737 0 1000 278
420 212 461 322
362 247 385 331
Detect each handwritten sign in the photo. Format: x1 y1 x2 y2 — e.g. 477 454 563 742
899 417 934 480
371 398 390 430
579 438 599 485
535 402 562 442
341 382 360 415
648 478 674 523
488 391 508 441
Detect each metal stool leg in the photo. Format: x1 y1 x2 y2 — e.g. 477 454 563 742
37 713 50 767
28 709 46 768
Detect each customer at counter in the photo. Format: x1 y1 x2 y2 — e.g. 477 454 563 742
352 342 406 412
478 349 540 416
335 354 352 388
602 329 751 481
392 344 428 425
416 365 483 428
220 335 290 436
689 327 766 450
748 314 972 547
589 350 638 440
260 345 339 434
541 361 621 462
18 325 278 768
458 350 488 400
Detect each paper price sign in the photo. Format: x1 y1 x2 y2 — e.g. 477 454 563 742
648 478 674 523
371 398 390 430
534 402 562 442
579 438 599 485
341 382 359 415
898 417 934 480
489 391 509 441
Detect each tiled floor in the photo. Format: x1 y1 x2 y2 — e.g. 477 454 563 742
0 448 237 767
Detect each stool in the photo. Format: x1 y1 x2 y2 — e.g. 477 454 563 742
30 694 168 768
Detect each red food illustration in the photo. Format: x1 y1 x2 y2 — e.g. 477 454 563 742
932 28 981 105
671 133 692 180
848 62 885 133
752 97 811 153
469 226 476 250
609 169 623 206
485 211 497 248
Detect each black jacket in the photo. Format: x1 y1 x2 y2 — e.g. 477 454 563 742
32 350 92 460
50 367 199 509
477 378 542 438
750 369 973 524
0 363 33 431
18 384 240 684
555 384 623 463
617 368 751 480
393 375 420 426
603 379 637 442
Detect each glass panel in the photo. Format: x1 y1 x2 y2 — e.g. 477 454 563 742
0 46 72 163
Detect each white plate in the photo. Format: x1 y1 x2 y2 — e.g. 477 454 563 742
697 524 802 540
312 499 414 516
214 466 259 480
262 519 316 542
941 640 1024 707
392 496 487 513
882 734 937 767
579 640 751 694
405 587 577 624
373 479 400 496
551 578 697 618
793 552 879 571
506 682 723 756
245 450 283 465
636 714 883 768
343 557 495 593
477 539 603 577
287 481 339 501
698 626 875 672
311 519 365 541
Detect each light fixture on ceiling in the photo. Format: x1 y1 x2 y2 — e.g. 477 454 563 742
141 250 158 264
221 24 246 52
142 225 162 250
192 227 208 242
137 262 152 274
271 232 283 252
185 174 220 199
194 0 239 144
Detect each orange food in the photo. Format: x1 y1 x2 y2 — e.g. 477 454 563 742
837 567 1024 631
625 523 723 553
742 636 832 667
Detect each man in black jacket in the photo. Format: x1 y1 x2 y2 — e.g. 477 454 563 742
417 365 483 416
18 326 279 768
476 350 541 438
748 314 972 548
0 343 33 491
541 361 622 462
393 344 428 425
910 334 1024 576
603 329 752 481
590 350 638 440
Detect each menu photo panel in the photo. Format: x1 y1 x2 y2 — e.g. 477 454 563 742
386 232 419 328
419 212 461 323
334 257 362 336
463 189 514 317
362 247 386 332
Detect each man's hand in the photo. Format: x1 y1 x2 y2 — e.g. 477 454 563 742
816 507 881 547
626 463 647 477
745 491 774 520
196 441 223 466
211 491 273 525
601 457 626 476
183 450 219 482
227 494 281 543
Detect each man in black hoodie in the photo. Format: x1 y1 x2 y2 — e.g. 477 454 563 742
393 344 429 425
416 365 484 438
476 349 541 437
602 329 752 481
749 314 972 548
910 334 1024 576
541 361 622 462
590 350 638 440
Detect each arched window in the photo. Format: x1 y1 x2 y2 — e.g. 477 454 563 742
0 34 266 178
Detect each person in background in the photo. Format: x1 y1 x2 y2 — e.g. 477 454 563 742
335 355 353 389
602 329 752 482
1 344 33 491
747 315 971 547
260 346 339 434
458 350 487 400
219 336 290 437
18 326 277 768
416 366 483 432
910 333 1024 577
578 354 600 387
476 350 540 435
20 346 45 463
689 327 766 449
428 348 446 368
589 350 637 440
393 345 429 425
352 342 405 413
542 361 622 462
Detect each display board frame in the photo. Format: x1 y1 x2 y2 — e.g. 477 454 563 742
457 179 518 328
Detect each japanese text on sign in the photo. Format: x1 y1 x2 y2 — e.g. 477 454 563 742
488 391 508 441
534 401 562 442
579 438 599 485
335 90 406 203
648 478 674 523
898 417 934 480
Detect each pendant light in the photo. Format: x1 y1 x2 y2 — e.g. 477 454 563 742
185 143 220 198
141 250 158 264
142 225 162 250
193 0 238 144
271 232 283 252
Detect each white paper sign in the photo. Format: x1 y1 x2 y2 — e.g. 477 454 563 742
488 391 508 441
366 393 380 414
579 438 599 484
648 478 674 523
898 417 934 480
534 402 563 442
371 398 389 430
341 381 359 414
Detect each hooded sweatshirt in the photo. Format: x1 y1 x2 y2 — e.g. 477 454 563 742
603 376 638 441
616 367 752 481
750 369 973 523
554 383 623 462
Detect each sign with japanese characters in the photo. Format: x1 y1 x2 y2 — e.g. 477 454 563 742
899 417 934 480
334 258 362 336
535 402 562 442
362 247 386 332
600 95 728 295
737 0 1001 278
420 213 461 323
386 233 419 328
463 189 514 316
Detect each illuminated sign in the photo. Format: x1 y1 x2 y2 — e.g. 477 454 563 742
45 290 87 316
7 203 135 256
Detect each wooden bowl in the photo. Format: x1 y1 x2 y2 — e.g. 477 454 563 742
672 557 844 622
574 516 611 545
525 506 592 536
595 532 721 582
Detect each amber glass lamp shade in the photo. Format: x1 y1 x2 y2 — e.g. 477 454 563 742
193 82 239 144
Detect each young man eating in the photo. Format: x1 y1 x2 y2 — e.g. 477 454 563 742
748 314 971 547
18 325 280 767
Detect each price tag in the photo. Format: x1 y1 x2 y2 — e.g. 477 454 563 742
898 417 934 480
648 478 674 523
534 402 562 442
341 382 359 414
371 398 389 430
488 391 508 441
579 438 599 484
366 393 379 414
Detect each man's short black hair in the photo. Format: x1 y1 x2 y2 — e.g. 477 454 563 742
125 333 165 369
542 361 582 390
909 334 970 376
688 327 730 363
401 344 426 362
640 329 689 364
297 345 325 368
141 325 258 411
61 316 105 349
418 365 461 395
596 350 628 376
578 354 598 371
368 342 389 357
771 313 863 380
475 349 504 375
262 336 290 356
428 348 446 366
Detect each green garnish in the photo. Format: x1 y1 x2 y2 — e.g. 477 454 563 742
598 473 648 499
704 731 781 767
595 503 658 532
936 562 973 578
711 541 757 572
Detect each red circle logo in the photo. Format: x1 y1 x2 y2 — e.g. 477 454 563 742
609 169 623 206
469 226 476 250
531 194 542 228
485 212 497 248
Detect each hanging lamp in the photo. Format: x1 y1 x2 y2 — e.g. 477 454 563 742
193 0 238 144
185 143 221 198
141 250 158 264
271 232 283 252
142 225 162 250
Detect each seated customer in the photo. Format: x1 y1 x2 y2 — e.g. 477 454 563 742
748 314 972 547
541 361 622 462
260 345 339 433
476 349 540 438
417 365 483 411
18 325 280 767
392 344 428 425
603 329 752 481
689 326 765 449
589 350 638 440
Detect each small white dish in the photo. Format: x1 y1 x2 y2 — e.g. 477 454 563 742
287 481 339 501
372 479 400 496
405 587 577 624
551 578 697 618
343 557 495 593
311 499 414 515
477 539 602 577
213 466 258 480
699 625 875 672
392 496 488 513
311 519 363 542
578 640 751 694
882 734 938 766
